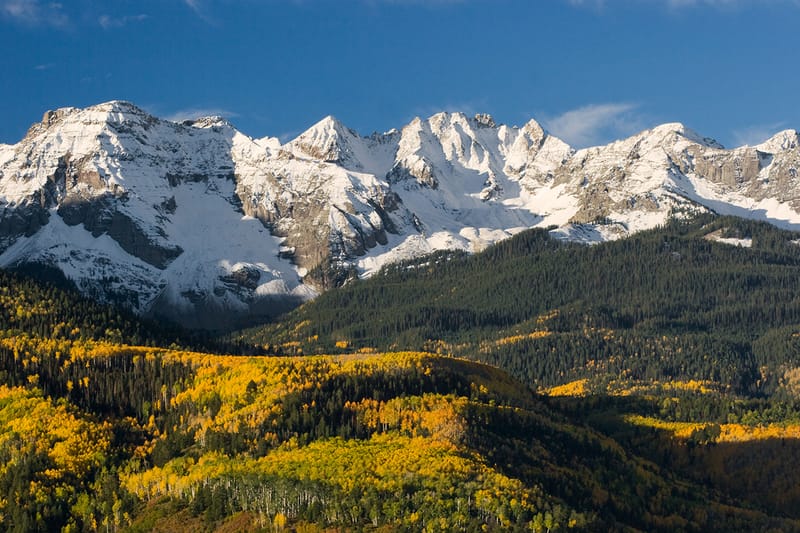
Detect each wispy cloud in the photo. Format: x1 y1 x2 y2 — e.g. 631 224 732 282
278 129 303 144
98 13 148 30
1 0 68 27
731 121 788 147
165 107 239 122
542 102 645 148
33 62 55 70
181 0 221 25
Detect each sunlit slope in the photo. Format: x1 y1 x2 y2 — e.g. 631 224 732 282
2 330 796 531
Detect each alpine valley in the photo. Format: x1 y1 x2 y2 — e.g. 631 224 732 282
2 102 800 532
1 101 799 327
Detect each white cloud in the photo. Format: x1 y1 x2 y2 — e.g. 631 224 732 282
165 107 239 123
0 0 68 27
731 122 788 147
98 13 148 30
181 0 220 25
542 103 645 148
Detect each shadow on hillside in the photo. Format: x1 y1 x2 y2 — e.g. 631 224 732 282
690 437 800 516
148 293 308 336
546 394 800 521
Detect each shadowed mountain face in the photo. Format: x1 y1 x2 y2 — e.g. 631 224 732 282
0 101 798 327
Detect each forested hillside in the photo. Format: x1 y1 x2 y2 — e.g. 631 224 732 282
245 215 800 396
2 216 800 531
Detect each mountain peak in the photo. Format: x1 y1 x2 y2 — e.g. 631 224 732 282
182 115 233 129
288 115 362 164
29 101 155 140
82 101 157 124
646 122 695 140
523 118 547 137
299 115 353 138
317 114 345 129
473 113 496 128
632 122 724 150
428 110 469 126
91 100 147 114
39 106 79 128
33 100 162 136
756 129 799 152
424 111 500 131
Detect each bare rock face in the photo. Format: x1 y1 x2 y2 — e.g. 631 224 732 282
235 159 403 286
58 196 183 270
665 130 800 209
689 147 761 189
0 205 49 250
386 159 439 189
1 101 800 326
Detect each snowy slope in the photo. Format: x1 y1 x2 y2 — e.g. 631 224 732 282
0 102 313 327
358 112 577 274
1 101 799 326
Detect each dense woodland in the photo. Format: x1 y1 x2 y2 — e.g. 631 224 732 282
246 215 800 395
1 214 800 531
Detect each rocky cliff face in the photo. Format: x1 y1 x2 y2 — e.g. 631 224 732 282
0 101 798 327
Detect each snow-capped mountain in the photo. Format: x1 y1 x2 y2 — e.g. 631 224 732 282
0 101 798 327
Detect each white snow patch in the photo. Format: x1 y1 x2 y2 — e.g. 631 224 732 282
157 179 309 311
672 173 800 231
713 236 753 248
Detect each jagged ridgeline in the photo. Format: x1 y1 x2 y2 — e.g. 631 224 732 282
1 263 799 531
245 214 800 395
3 101 800 330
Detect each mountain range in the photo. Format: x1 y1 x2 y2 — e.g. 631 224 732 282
0 101 798 327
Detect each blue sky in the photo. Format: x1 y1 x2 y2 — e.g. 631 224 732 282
1 0 799 148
